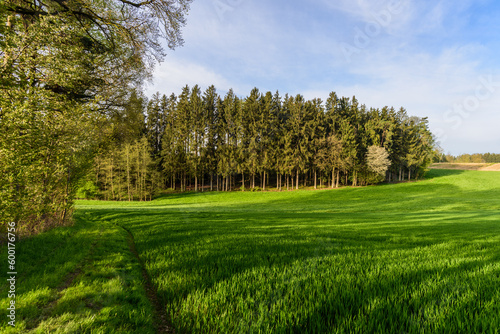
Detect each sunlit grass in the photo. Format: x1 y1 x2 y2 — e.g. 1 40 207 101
2 169 500 333
80 169 500 333
0 213 155 333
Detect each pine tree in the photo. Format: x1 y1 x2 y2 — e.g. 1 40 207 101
146 93 165 158
242 88 262 189
189 85 204 191
203 86 219 191
176 85 191 191
161 93 178 189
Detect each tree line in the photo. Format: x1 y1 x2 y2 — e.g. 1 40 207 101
90 85 436 200
437 153 500 164
0 1 436 235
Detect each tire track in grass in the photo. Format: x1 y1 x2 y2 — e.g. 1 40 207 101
118 224 174 333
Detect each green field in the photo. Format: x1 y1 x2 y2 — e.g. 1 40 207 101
2 169 500 333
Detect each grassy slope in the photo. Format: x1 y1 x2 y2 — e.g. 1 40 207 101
2 169 500 333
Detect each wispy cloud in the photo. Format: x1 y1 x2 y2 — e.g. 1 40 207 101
144 56 244 97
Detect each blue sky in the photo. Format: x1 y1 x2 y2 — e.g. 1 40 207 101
145 0 500 155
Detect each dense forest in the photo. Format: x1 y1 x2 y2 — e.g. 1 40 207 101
86 85 436 201
0 0 435 235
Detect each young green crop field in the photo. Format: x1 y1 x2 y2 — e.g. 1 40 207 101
2 169 500 333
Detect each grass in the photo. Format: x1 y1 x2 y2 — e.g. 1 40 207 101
2 169 500 333
0 212 156 333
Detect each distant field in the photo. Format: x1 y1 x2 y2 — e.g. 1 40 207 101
480 163 500 171
2 169 500 333
430 162 500 170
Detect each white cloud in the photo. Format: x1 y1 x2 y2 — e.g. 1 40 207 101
301 42 495 154
144 56 244 97
146 0 499 154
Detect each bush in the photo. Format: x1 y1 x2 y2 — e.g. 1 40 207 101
76 181 99 199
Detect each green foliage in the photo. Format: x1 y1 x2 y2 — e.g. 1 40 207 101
0 10 106 232
141 85 436 193
0 212 155 333
444 153 500 163
0 0 192 232
76 181 99 200
95 137 159 201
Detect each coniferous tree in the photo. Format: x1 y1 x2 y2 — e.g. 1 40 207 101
90 85 437 197
203 86 219 191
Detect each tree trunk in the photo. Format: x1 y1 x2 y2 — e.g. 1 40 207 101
110 163 115 200
296 169 299 190
242 172 245 191
314 169 317 189
127 158 131 201
331 168 335 189
336 170 340 188
61 166 71 223
263 172 266 191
